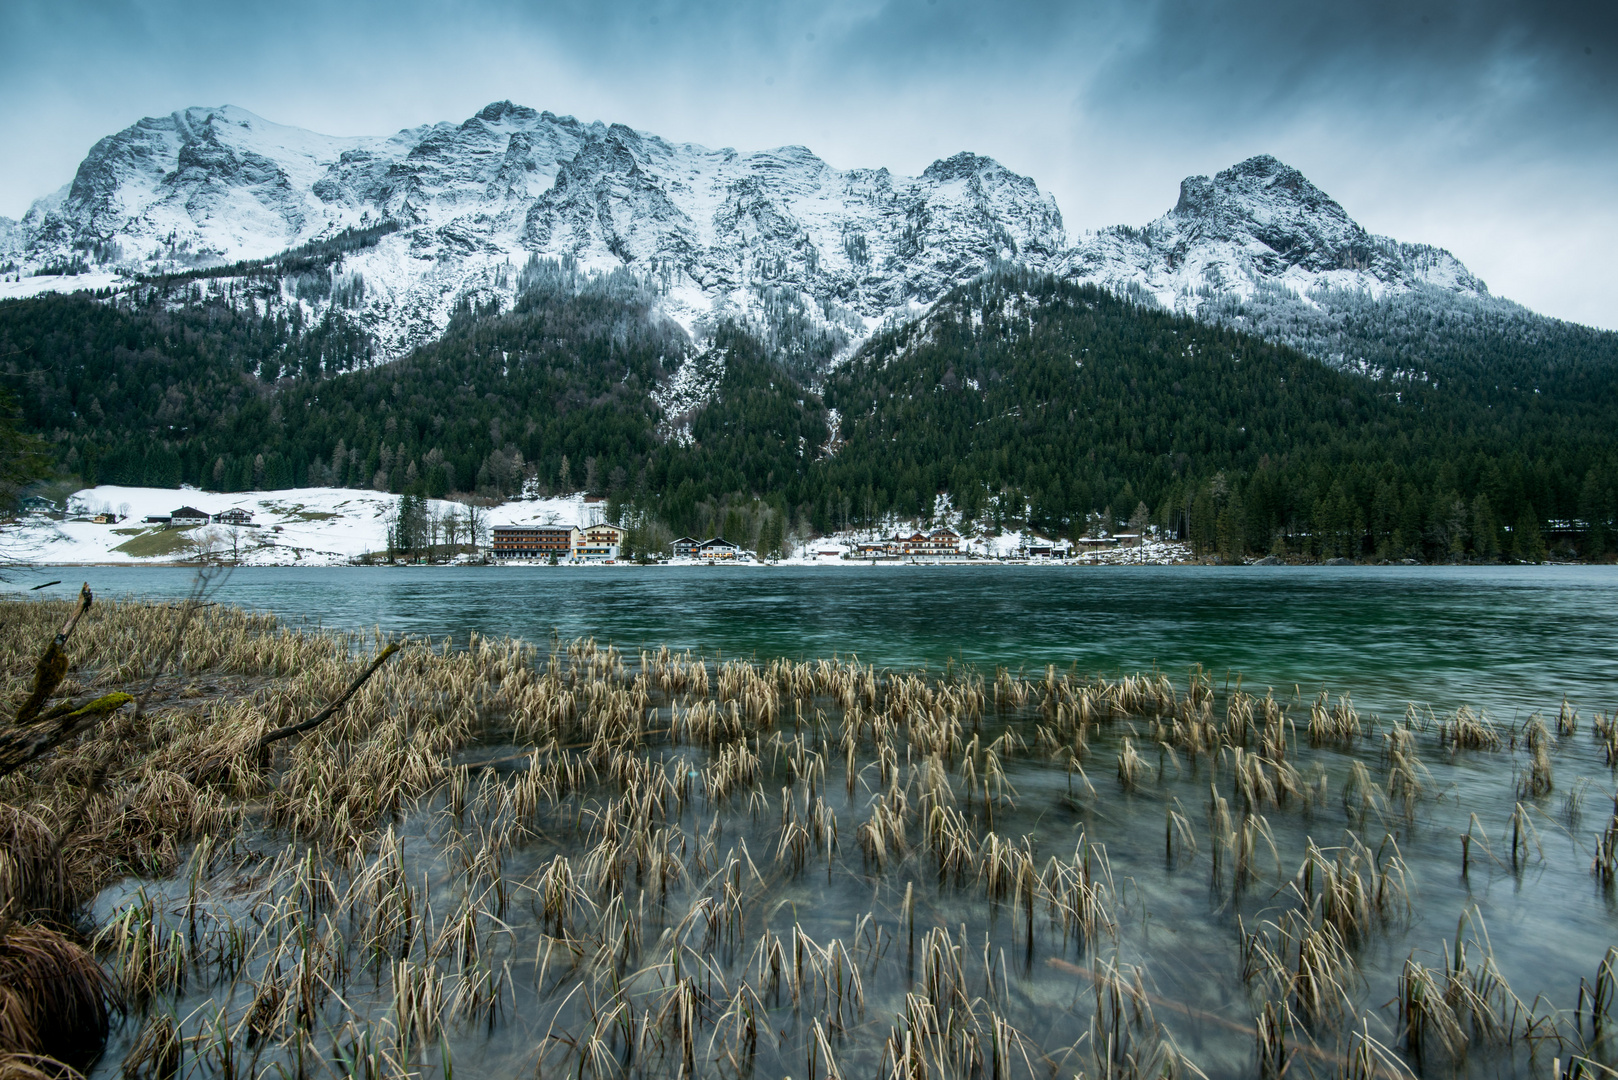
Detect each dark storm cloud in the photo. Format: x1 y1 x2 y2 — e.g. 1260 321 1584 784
1087 1 1618 149
0 0 1613 326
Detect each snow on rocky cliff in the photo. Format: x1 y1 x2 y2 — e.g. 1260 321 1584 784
7 107 1506 362
1061 155 1489 314
8 102 1066 357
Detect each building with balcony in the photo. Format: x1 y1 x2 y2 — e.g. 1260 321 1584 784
573 523 625 561
489 525 574 560
899 529 963 558
697 538 742 560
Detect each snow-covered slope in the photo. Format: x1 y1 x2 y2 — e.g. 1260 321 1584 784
3 486 615 566
8 105 1545 373
10 102 1065 356
3 486 1197 566
1062 155 1489 314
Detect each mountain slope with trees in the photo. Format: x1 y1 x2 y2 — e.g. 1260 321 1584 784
4 267 1617 561
817 272 1618 559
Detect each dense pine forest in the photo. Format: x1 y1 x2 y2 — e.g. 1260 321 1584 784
819 272 1618 561
3 265 1617 561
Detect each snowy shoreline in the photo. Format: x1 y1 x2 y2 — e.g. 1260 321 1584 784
2 485 1195 568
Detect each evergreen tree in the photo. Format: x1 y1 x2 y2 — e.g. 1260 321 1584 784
0 389 47 516
1513 507 1547 563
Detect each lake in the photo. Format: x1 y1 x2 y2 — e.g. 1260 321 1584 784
11 562 1618 721
12 562 1618 1078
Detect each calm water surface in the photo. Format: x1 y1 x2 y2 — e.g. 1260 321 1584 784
10 563 1618 718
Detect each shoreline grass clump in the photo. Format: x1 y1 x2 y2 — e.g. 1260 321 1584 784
0 592 1612 1078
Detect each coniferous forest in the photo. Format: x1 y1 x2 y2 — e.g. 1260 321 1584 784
3 265 1618 561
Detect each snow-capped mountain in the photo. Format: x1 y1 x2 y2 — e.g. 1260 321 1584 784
1062 154 1489 313
5 104 1526 372
7 102 1065 355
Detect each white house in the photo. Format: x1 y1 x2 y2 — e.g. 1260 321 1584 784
572 523 625 561
697 538 742 561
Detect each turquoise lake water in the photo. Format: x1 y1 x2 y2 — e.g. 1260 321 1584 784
11 563 1618 721
15 563 1618 1078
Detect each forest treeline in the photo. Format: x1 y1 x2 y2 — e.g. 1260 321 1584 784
3 265 1617 561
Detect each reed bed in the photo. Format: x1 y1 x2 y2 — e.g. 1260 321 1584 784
0 594 1610 1078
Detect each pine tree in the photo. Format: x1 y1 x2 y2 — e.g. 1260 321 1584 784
1513 507 1546 564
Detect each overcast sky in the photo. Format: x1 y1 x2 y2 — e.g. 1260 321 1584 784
2 0 1613 328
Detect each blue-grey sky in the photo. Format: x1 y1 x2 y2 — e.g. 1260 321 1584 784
2 0 1614 328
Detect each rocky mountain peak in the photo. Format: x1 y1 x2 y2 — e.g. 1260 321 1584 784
5 105 1501 366
1065 154 1487 312
1171 154 1352 238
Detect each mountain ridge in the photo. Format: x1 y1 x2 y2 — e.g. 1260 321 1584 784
1 101 1545 376
2 102 1067 359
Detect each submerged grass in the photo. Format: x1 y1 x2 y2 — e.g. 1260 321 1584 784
0 594 1609 1078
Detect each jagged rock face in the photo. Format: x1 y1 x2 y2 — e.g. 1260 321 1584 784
11 101 1066 355
31 106 372 259
12 107 1505 362
1063 154 1488 312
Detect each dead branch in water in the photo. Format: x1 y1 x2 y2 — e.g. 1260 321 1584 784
254 641 403 750
0 584 134 778
0 694 134 779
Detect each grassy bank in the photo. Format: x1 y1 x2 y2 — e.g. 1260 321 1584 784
0 594 1614 1078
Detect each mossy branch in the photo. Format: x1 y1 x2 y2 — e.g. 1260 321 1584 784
0 692 133 777
15 584 91 726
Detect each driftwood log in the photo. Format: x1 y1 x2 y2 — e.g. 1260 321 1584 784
14 584 92 725
184 641 402 786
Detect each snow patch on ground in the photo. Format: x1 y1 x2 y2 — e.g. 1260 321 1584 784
5 486 434 566
0 272 126 301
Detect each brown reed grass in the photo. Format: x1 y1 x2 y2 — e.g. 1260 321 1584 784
0 593 1603 1079
0 922 110 1068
